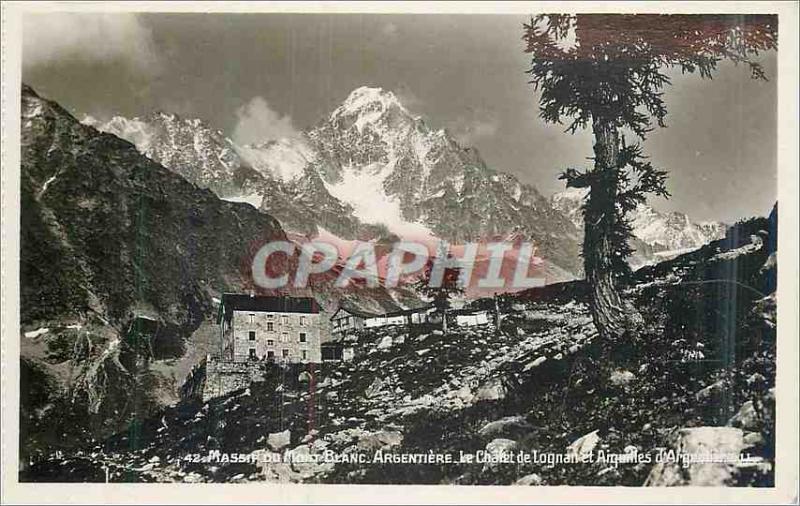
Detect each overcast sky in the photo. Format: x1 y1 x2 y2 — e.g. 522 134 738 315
22 13 777 223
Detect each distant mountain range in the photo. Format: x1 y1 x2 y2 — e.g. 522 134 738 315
84 86 725 277
551 187 727 265
86 87 582 282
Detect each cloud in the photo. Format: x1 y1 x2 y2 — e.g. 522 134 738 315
451 116 500 145
23 13 159 72
394 85 422 111
232 96 301 145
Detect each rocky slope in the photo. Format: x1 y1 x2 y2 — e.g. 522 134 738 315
20 83 296 459
22 207 778 486
551 187 727 266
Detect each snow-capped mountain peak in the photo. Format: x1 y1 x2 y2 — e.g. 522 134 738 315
550 187 726 262
96 115 156 153
329 86 418 136
336 86 407 117
84 112 245 196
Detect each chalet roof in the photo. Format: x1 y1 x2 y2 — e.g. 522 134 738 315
332 305 381 319
450 308 490 316
331 302 434 320
219 293 320 322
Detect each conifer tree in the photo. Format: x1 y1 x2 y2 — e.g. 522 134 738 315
523 14 777 340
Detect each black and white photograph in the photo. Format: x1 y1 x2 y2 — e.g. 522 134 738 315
1 2 798 504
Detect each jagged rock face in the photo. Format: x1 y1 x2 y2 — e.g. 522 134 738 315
87 86 584 279
23 85 286 327
307 87 583 275
551 187 727 265
87 115 369 240
86 112 254 197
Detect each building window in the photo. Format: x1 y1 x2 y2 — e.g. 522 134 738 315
249 331 256 341
299 332 307 343
267 339 274 346
300 316 307 327
281 333 289 343
282 349 290 358
267 314 274 319
249 313 255 324
267 322 274 332
249 348 257 360
301 349 308 360
344 316 350 325
282 315 290 325
267 350 275 359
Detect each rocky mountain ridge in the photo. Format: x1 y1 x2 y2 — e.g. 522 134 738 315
551 187 727 265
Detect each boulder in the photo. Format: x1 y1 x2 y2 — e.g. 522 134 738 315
474 376 507 401
286 444 334 478
566 430 600 458
728 400 760 431
483 438 518 469
478 416 532 437
609 369 635 387
695 380 726 402
267 429 291 452
644 427 745 486
356 430 404 452
515 473 543 485
523 356 547 372
743 431 765 447
455 385 474 403
364 377 384 398
486 438 517 453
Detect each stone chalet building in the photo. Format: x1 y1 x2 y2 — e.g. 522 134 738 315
323 304 434 361
218 293 324 363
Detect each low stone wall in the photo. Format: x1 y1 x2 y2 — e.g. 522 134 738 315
201 358 272 401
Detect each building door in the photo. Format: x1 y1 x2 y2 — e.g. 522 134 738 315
249 348 257 360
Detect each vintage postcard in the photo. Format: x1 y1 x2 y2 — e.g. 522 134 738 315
1 1 798 504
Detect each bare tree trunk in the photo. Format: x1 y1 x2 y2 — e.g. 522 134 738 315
583 119 643 341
